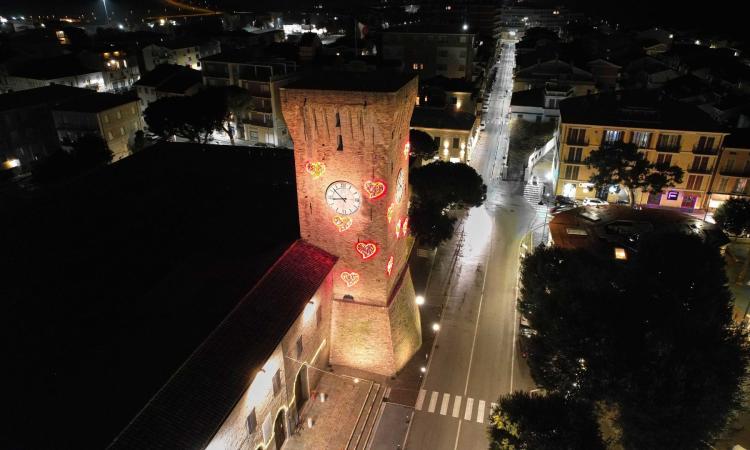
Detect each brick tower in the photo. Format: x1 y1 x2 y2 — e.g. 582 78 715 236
280 72 422 376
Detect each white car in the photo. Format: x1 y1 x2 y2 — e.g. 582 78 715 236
480 121 486 131
582 198 608 206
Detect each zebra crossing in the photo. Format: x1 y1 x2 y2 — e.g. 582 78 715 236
414 389 497 425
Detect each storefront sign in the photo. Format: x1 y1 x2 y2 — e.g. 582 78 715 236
667 191 679 201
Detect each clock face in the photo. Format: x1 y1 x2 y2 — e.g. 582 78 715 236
326 181 361 215
395 169 405 204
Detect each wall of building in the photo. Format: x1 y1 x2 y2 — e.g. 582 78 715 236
6 72 105 92
382 32 474 81
0 105 60 167
411 126 474 163
555 122 728 210
709 146 750 210
206 273 333 450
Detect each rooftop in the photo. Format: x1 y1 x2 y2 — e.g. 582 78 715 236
411 106 476 131
111 240 336 449
515 59 595 83
53 91 138 113
511 88 545 108
284 70 416 93
134 64 202 94
9 54 99 80
382 24 475 35
559 90 725 132
549 205 728 257
2 142 301 449
422 75 475 93
0 84 94 111
725 129 750 149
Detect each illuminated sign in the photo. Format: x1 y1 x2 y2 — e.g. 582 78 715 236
355 241 378 260
305 161 326 179
667 191 679 201
340 271 360 287
333 215 353 232
364 180 387 200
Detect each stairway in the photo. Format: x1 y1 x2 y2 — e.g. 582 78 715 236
345 382 385 450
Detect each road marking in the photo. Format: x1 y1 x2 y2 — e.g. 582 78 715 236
476 400 486 423
440 393 450 415
464 397 474 421
428 391 438 413
452 395 462 417
415 389 426 411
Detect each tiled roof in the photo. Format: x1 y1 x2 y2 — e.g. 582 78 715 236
9 54 99 80
411 106 476 131
511 88 545 108
0 85 93 111
110 240 336 449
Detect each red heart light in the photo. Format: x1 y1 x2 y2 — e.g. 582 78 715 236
333 215 353 232
364 180 386 200
355 241 378 260
340 271 360 287
305 161 325 179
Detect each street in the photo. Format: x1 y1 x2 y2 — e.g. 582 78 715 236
403 41 541 450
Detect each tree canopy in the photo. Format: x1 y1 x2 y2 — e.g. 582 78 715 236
408 161 486 246
519 233 750 448
714 197 750 236
409 129 439 161
144 92 226 144
488 391 606 450
586 143 683 205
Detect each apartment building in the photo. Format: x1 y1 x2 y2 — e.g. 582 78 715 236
514 59 596 96
4 54 104 92
78 47 141 92
709 130 750 211
555 91 728 211
142 39 221 72
134 64 203 111
411 106 479 163
382 26 475 82
52 92 143 160
201 51 298 147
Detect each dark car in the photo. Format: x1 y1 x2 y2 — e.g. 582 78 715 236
554 195 577 207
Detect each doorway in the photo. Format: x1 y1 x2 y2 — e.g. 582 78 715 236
273 410 286 450
682 194 698 209
294 365 309 418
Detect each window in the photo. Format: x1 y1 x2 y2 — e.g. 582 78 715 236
452 137 460 149
686 175 703 190
296 336 303 357
603 130 624 145
335 112 340 127
337 135 343 151
107 131 114 140
718 177 729 192
247 408 258 434
272 369 282 396
450 97 458 105
103 114 109 124
725 158 736 172
567 147 582 162
116 111 122 119
546 98 560 109
631 131 652 148
696 136 716 152
457 65 466 72
656 153 672 165
734 178 748 194
564 165 580 180
566 128 586 145
120 127 125 136
691 156 709 172
433 136 440 148
438 49 448 57
316 306 322 327
656 134 681 151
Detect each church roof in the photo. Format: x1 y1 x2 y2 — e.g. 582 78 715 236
110 239 337 449
3 142 302 448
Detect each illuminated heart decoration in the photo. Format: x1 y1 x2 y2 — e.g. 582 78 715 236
387 203 395 223
395 218 402 238
364 180 387 200
402 217 409 237
355 241 378 260
333 215 353 232
305 161 325 179
403 142 411 158
341 271 360 287
386 255 394 276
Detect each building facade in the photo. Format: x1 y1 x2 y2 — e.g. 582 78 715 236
53 93 143 160
555 91 728 210
134 64 203 111
142 39 220 72
513 59 596 96
382 28 475 81
280 72 422 376
202 53 298 147
709 130 750 211
410 107 479 163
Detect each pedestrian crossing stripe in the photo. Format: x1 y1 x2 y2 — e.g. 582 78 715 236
413 390 499 424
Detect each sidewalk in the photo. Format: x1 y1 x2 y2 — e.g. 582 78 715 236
284 372 372 450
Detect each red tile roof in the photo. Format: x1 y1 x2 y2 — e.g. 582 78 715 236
109 239 337 449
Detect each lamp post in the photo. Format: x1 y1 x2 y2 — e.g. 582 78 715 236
102 0 108 24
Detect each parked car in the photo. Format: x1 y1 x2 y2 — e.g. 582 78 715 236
554 195 577 206
550 204 576 214
582 198 608 206
480 121 486 131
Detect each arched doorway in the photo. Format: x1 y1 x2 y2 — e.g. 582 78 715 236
273 409 286 450
294 365 309 421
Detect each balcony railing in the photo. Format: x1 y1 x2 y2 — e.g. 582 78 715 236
654 144 682 153
719 169 750 177
692 144 719 155
564 158 586 165
243 117 274 128
687 166 713 174
566 138 589 146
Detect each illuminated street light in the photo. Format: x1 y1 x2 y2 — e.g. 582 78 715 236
415 295 425 305
420 366 426 373
432 323 440 332
462 24 468 31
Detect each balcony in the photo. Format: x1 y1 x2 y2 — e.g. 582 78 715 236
687 166 713 174
719 169 750 177
564 158 587 165
654 144 681 153
565 138 589 146
692 144 719 155
243 117 274 128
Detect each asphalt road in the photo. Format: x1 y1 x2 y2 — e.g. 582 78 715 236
404 42 539 450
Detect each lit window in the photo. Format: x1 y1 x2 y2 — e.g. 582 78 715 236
614 248 627 260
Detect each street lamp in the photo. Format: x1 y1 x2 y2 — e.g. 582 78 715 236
415 295 425 306
102 0 108 24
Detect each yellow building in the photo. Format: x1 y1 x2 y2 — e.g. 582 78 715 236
410 106 479 163
555 91 728 210
709 130 750 211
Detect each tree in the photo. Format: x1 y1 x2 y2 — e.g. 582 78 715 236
144 94 224 144
408 161 486 246
132 130 146 154
71 134 112 167
714 197 750 236
585 143 683 205
488 391 606 450
200 86 255 145
410 161 486 209
409 129 438 161
519 233 750 449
